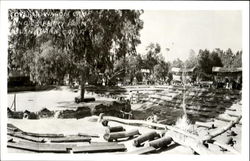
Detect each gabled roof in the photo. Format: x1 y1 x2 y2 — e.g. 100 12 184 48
171 67 196 73
181 67 196 73
171 67 181 73
141 69 150 73
212 67 242 73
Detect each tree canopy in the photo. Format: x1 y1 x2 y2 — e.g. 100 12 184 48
8 9 242 88
185 49 197 68
8 9 144 99
172 58 184 68
144 43 161 72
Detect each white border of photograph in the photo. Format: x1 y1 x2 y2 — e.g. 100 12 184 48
0 1 249 161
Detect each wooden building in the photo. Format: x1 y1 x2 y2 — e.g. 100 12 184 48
212 67 242 89
8 68 31 87
170 67 197 84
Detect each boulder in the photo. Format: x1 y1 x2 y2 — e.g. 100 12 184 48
58 100 131 119
91 100 131 117
58 106 91 119
38 108 54 118
75 97 96 103
7 108 23 119
23 110 39 119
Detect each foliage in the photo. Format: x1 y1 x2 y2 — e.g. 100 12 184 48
172 58 184 68
144 43 161 72
197 48 241 75
8 9 144 98
217 48 242 68
167 72 173 84
8 9 242 88
232 50 242 68
209 50 223 68
184 49 197 68
197 49 213 74
112 54 144 84
153 61 169 81
195 48 241 81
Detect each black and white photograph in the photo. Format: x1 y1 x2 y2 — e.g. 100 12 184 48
0 1 249 161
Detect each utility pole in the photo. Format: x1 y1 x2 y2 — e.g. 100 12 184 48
14 93 16 112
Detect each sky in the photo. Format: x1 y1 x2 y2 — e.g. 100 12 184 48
136 10 242 61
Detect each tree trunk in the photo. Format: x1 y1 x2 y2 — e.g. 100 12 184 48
80 73 86 101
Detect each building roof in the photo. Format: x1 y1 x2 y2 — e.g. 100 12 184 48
182 67 196 73
212 67 242 73
171 67 181 73
141 69 150 73
171 67 196 73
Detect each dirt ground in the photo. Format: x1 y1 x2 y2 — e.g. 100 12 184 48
7 86 242 154
8 86 115 112
8 100 242 154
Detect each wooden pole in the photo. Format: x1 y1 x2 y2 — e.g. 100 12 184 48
103 116 169 129
14 93 16 112
22 131 64 138
148 136 173 149
167 131 215 155
98 113 104 122
102 116 199 140
105 126 125 134
126 146 156 154
78 133 99 138
133 131 160 147
80 74 85 102
225 112 241 118
72 143 127 153
50 136 91 143
101 116 241 154
195 121 216 129
7 141 70 153
215 115 240 122
103 129 140 142
202 116 242 142
7 132 46 143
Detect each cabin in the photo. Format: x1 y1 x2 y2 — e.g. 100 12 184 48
170 67 197 84
212 67 242 89
8 68 31 87
171 67 182 84
212 67 242 81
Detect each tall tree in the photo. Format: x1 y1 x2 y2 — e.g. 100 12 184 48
232 50 242 68
209 50 223 68
197 49 212 74
220 48 234 68
184 49 197 68
153 60 169 81
8 9 143 101
144 43 161 73
217 48 242 68
172 58 184 68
